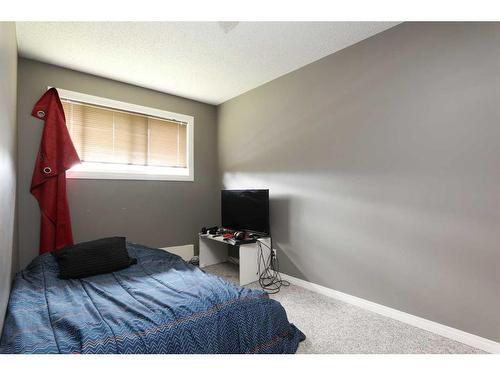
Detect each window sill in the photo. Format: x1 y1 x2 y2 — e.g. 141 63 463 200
66 162 194 182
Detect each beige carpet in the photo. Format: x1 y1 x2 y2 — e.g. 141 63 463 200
202 262 484 354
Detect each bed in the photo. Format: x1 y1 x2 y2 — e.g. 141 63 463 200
0 243 305 354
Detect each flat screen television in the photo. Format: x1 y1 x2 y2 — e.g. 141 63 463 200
221 189 270 235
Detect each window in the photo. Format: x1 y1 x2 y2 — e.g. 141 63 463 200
56 88 194 181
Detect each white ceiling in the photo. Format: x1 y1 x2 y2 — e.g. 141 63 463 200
16 22 398 105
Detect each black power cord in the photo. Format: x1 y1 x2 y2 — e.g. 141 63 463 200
256 238 290 294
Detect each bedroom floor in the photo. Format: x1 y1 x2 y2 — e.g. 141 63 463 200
202 262 484 354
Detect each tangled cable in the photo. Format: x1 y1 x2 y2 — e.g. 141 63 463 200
256 238 290 294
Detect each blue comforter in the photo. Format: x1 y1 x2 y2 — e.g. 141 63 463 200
0 243 304 354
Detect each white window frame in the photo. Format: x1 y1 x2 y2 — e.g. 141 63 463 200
53 87 194 182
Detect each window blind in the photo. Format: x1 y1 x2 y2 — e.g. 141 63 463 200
61 100 187 168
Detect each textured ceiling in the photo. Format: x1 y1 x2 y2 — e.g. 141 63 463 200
16 22 399 105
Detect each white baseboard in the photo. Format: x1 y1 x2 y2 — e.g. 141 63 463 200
159 244 194 261
281 273 500 354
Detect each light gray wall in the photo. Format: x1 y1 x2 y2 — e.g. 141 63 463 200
17 58 219 270
218 22 500 341
0 23 18 332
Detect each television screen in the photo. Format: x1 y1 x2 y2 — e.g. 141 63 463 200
221 189 270 235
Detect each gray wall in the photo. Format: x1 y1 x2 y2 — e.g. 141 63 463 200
0 23 18 332
218 22 500 341
17 58 219 269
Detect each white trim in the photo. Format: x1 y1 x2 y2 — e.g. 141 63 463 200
51 87 194 182
159 244 194 262
66 162 192 181
54 87 194 124
281 273 500 354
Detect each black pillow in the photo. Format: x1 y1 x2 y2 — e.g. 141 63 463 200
52 237 137 279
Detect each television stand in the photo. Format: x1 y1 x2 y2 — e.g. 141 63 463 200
199 234 271 286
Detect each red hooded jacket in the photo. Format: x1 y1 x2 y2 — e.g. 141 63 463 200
30 88 81 254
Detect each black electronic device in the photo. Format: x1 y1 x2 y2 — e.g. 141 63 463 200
233 231 245 240
221 189 270 235
201 226 219 235
208 227 219 235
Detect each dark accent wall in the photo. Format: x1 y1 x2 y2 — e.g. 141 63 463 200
0 22 18 332
17 58 219 270
218 22 500 341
